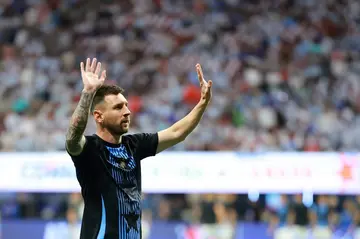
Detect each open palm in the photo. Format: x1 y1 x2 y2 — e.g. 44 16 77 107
81 58 106 93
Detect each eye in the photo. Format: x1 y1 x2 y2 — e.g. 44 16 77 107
113 104 123 110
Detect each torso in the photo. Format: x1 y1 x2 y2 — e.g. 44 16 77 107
69 133 158 239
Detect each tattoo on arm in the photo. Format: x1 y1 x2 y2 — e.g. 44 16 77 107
65 91 94 153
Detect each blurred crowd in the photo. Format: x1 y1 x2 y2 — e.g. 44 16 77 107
3 192 360 237
1 0 360 237
1 0 360 152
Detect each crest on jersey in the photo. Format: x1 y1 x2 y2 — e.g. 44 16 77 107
106 146 136 171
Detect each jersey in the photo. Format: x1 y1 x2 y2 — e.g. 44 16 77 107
66 133 158 239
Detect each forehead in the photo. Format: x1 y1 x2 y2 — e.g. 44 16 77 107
104 93 127 105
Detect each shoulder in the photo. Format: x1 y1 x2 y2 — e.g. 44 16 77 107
123 133 158 147
79 134 99 150
123 133 159 159
67 134 99 160
84 134 98 144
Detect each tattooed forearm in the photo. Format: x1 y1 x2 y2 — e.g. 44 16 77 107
65 91 95 153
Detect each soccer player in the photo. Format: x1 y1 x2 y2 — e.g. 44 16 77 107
65 58 212 239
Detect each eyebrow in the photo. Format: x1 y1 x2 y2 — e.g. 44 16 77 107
112 102 128 109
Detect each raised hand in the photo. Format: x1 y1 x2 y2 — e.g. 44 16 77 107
80 58 106 93
196 63 212 104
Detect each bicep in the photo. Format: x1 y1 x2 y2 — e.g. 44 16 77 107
66 135 87 156
157 128 183 153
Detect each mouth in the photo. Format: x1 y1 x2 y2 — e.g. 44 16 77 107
121 120 130 124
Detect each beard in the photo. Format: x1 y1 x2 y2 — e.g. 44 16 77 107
104 122 129 136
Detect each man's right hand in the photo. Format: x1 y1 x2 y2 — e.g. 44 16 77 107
81 58 106 93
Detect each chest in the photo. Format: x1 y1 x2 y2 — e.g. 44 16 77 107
104 145 139 187
106 145 137 171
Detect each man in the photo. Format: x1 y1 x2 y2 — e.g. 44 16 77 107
65 58 212 239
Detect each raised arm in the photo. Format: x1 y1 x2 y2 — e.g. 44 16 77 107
156 64 212 153
65 58 106 156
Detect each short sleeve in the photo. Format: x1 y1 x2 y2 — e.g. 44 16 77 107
128 133 159 160
66 136 94 163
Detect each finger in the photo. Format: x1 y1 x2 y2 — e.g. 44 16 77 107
197 64 205 79
99 70 106 82
90 58 97 72
95 62 102 76
85 58 91 72
80 62 85 73
196 63 204 84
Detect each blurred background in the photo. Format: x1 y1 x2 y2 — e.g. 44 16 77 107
1 0 360 238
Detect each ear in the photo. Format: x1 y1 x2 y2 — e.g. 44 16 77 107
93 110 104 124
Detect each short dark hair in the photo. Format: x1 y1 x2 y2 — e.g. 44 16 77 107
90 84 124 113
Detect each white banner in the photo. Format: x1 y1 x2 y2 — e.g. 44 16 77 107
0 152 359 193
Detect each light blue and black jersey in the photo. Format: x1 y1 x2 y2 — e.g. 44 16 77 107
67 133 158 239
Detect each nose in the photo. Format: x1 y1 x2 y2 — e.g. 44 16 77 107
124 106 131 117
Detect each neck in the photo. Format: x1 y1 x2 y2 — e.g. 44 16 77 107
96 128 122 144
